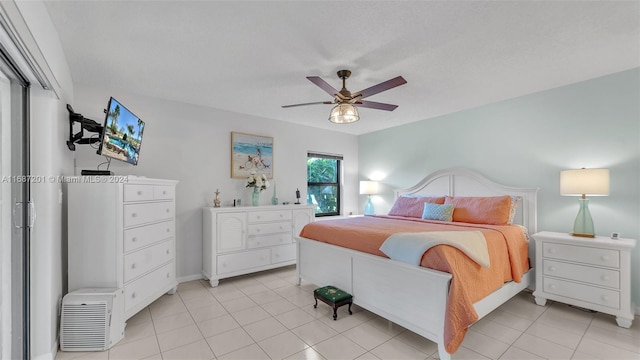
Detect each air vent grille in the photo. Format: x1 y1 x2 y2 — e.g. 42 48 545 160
60 301 109 350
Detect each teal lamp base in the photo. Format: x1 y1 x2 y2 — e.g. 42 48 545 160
572 198 595 238
364 195 375 216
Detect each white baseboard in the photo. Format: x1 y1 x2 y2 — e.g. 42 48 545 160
177 274 203 283
32 340 58 360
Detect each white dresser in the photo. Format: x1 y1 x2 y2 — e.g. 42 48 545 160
203 204 315 287
68 176 178 320
532 231 637 328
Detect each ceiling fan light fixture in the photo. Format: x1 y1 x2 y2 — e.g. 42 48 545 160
329 103 359 124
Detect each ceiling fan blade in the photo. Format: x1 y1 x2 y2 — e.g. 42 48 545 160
282 101 333 108
353 76 407 99
355 100 398 111
307 76 340 97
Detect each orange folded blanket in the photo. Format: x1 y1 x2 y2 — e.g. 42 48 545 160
299 215 529 354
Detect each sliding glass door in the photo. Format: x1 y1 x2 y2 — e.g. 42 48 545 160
0 44 31 360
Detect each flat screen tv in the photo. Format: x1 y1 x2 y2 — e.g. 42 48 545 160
98 97 145 165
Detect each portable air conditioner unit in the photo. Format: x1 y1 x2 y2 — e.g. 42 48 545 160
60 288 125 351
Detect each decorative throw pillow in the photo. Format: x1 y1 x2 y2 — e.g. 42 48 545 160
444 195 512 225
388 196 445 218
421 203 455 222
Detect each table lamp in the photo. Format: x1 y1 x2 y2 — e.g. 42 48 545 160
560 168 609 238
360 180 380 216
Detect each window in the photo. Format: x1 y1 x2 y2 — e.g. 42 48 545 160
307 153 342 216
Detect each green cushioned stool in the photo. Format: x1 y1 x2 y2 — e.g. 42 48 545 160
313 286 353 320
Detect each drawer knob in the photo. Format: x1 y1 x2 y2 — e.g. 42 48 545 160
166 209 170 213
167 228 170 233
131 263 136 269
131 213 137 218
166 250 170 255
137 191 143 195
166 273 170 278
548 248 557 254
132 237 137 242
163 190 167 195
275 254 279 258
257 241 260 245
279 214 283 217
601 295 609 302
601 255 610 261
548 266 556 272
131 292 136 299
601 275 610 281
549 284 557 290
257 216 261 219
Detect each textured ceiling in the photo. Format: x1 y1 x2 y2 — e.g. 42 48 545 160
45 1 640 135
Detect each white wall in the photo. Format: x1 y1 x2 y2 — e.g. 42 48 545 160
9 1 76 359
358 68 640 308
72 85 359 280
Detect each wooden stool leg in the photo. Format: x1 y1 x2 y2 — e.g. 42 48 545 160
348 302 353 315
314 297 318 309
333 306 338 320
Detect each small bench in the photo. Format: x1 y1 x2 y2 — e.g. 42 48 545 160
313 285 353 320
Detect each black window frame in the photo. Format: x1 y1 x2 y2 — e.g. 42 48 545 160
307 153 342 217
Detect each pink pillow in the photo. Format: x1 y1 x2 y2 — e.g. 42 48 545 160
388 196 445 218
444 196 512 225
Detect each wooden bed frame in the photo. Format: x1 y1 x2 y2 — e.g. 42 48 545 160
295 167 538 360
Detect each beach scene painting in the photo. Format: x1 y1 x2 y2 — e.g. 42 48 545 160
231 132 273 179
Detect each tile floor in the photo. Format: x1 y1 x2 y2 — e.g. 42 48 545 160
56 266 640 360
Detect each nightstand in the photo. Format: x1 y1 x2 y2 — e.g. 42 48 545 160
532 231 637 328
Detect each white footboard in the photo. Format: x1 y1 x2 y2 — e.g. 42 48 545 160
297 237 453 359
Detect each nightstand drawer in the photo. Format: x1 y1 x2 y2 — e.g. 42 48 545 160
543 259 619 288
542 242 619 268
543 277 620 310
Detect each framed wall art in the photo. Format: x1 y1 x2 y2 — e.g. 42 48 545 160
231 131 273 179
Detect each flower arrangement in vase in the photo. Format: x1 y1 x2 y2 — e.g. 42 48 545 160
246 171 270 206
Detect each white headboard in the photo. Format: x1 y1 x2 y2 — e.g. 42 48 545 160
394 167 539 233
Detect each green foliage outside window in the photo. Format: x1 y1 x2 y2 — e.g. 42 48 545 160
307 157 340 216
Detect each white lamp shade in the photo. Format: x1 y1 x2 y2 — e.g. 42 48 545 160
560 168 609 196
359 181 379 195
329 103 359 124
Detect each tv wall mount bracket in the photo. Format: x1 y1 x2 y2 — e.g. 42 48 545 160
66 104 104 151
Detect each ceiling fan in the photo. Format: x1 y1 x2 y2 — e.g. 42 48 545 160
282 70 407 123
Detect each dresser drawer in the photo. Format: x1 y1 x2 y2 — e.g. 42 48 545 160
124 220 174 253
272 244 296 263
542 242 619 268
248 210 292 223
124 202 174 227
217 249 270 274
543 277 620 310
248 221 291 236
124 184 154 202
124 239 173 283
125 262 174 312
154 185 174 200
543 259 620 288
247 233 292 249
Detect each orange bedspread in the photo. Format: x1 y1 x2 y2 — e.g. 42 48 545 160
299 215 529 353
